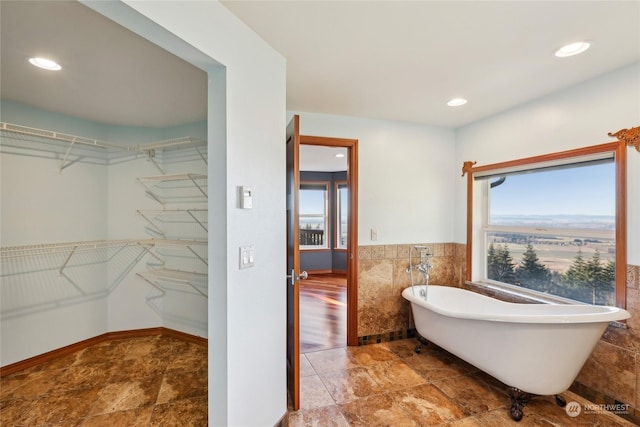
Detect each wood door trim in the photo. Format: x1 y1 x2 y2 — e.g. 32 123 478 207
300 135 359 346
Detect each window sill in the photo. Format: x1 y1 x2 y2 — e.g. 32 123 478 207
465 280 628 329
466 280 575 305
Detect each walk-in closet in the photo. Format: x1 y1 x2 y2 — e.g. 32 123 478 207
0 116 209 365
0 0 209 369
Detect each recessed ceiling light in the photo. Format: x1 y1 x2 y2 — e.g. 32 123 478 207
447 98 467 107
29 57 62 71
554 41 591 58
335 153 345 158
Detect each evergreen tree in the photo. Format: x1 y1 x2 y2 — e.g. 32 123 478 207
585 250 615 305
601 260 616 305
516 243 551 292
488 243 516 284
562 249 590 303
565 249 588 284
487 242 498 279
563 249 615 304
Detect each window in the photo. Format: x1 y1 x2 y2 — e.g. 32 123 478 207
299 182 329 250
465 142 627 307
335 182 348 249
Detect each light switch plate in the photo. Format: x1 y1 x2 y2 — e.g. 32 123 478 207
239 186 252 209
239 245 255 269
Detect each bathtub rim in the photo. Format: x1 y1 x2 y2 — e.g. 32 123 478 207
402 285 631 324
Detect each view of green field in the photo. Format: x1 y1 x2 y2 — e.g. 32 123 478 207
488 235 615 274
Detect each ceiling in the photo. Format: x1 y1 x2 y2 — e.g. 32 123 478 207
222 0 640 128
299 145 347 172
0 1 207 128
1 1 638 131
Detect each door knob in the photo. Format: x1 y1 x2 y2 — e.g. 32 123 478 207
287 269 308 285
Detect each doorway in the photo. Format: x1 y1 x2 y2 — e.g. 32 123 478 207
298 154 348 353
286 118 358 409
299 135 358 351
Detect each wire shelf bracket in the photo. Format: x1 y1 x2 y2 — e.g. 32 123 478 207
137 268 207 298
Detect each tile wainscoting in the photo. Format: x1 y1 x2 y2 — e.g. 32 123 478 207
357 244 639 424
357 243 466 339
572 264 639 424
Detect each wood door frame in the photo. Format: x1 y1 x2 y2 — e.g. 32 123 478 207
300 135 358 346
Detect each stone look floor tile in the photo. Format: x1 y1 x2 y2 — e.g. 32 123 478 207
289 404 350 427
320 367 384 403
306 347 359 374
3 337 636 427
390 383 467 425
365 360 426 391
347 342 399 366
338 392 419 427
299 375 336 410
18 386 102 426
381 339 422 359
401 348 471 383
80 405 154 427
300 354 316 377
156 368 207 405
299 340 635 427
164 343 208 373
3 369 62 400
88 376 163 416
149 395 208 427
0 335 208 426
432 373 507 415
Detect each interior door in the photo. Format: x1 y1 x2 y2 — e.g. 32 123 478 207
286 114 301 409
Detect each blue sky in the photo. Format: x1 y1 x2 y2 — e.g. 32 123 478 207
489 162 615 216
299 188 325 216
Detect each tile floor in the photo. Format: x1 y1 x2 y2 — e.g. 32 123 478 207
291 338 635 427
0 335 207 426
1 335 634 426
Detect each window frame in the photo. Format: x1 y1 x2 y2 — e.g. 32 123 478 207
463 141 627 308
334 181 348 251
299 180 330 251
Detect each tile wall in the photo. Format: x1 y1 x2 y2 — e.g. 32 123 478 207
571 265 640 424
356 243 466 342
357 244 639 423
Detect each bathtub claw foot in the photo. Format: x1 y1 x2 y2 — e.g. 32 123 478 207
414 336 429 354
555 394 566 407
508 388 532 422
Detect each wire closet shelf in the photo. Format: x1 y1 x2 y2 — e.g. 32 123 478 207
0 122 207 171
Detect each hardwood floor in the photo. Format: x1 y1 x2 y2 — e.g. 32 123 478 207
299 273 347 353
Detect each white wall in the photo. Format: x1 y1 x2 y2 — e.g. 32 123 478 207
0 101 110 366
116 1 287 426
454 63 640 266
294 112 457 245
0 102 209 363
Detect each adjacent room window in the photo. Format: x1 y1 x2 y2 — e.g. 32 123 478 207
466 142 626 307
299 182 329 250
335 182 348 249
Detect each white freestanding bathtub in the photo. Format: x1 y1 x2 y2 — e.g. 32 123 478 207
402 285 631 421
